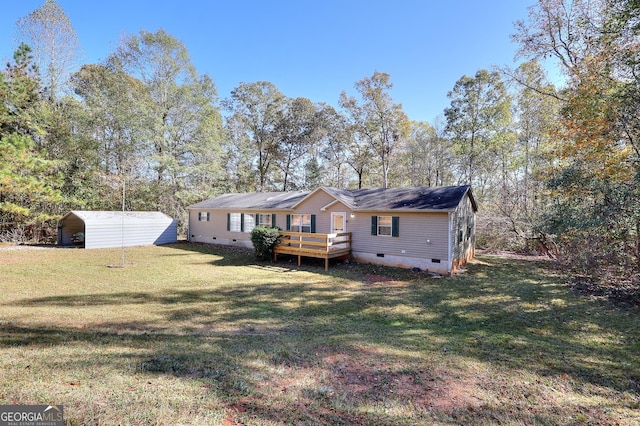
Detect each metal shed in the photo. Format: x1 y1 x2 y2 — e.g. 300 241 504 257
57 211 178 249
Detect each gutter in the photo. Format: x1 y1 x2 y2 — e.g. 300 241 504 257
448 211 453 274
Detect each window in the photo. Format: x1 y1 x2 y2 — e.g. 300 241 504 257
258 213 273 227
291 214 312 233
378 216 392 236
371 216 399 237
243 213 255 233
198 212 210 222
228 213 242 232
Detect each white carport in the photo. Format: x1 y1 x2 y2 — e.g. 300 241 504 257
57 211 177 249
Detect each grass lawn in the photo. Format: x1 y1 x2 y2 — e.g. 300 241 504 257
0 243 638 425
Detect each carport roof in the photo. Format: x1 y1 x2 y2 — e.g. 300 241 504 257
61 211 174 225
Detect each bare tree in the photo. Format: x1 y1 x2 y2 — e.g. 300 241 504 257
16 0 82 100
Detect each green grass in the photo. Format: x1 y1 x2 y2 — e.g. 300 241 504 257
0 243 638 425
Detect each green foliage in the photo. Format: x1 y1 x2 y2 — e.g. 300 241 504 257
250 226 281 261
224 81 286 192
445 69 512 198
339 71 410 189
0 133 62 227
514 0 640 278
0 44 63 240
0 43 42 137
399 120 454 187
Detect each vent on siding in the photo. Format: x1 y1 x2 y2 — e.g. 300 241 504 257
377 253 385 257
212 237 216 240
432 259 441 263
232 239 237 242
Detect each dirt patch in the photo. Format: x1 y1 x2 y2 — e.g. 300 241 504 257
321 347 481 412
364 274 408 286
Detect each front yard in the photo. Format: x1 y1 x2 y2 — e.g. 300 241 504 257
0 243 638 425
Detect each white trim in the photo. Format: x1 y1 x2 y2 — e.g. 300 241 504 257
257 213 273 227
331 212 347 245
331 212 346 233
376 215 393 237
290 213 312 233
321 199 340 211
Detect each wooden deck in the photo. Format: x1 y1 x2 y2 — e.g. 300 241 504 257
273 231 351 270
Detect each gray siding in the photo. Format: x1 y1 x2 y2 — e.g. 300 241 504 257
350 211 450 261
189 191 351 247
292 189 343 233
189 209 289 247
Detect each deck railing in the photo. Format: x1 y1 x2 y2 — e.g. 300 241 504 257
273 231 351 270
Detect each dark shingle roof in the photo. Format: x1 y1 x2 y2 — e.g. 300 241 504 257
350 185 474 211
189 191 308 210
189 185 476 212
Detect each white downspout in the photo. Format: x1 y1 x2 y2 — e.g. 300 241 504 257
448 212 453 274
187 209 191 242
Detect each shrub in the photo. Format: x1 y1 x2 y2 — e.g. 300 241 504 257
250 226 281 261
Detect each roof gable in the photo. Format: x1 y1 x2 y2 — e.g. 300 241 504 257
291 187 356 210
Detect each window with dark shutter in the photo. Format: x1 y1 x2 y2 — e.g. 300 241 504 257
228 213 242 232
290 214 312 233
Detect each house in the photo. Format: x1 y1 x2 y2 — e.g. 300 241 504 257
57 211 178 249
187 185 477 275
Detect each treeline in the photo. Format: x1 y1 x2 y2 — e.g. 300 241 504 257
1 0 638 283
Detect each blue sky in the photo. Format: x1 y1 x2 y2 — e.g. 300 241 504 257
0 1 535 123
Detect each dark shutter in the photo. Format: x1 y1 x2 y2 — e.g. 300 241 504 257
227 213 230 231
286 214 291 231
371 216 378 235
206 212 210 221
240 213 245 232
392 216 400 237
272 213 277 228
255 213 260 226
311 215 316 233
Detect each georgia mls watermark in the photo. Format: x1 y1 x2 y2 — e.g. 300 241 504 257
0 405 63 426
